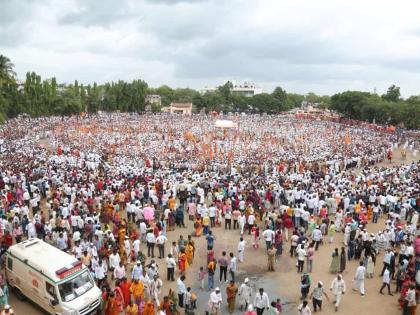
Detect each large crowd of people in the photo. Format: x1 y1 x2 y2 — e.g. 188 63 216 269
0 112 418 315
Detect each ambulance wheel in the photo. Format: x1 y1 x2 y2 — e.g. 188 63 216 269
14 288 25 301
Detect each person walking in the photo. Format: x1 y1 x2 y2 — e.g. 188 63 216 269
339 247 346 273
297 244 306 273
298 300 312 315
300 272 311 300
329 248 340 274
229 252 237 282
238 237 246 263
218 251 229 283
330 274 346 311
405 284 417 315
208 258 217 290
166 254 176 282
208 287 223 315
226 280 239 314
239 278 253 311
177 275 187 308
306 243 315 273
311 226 323 250
254 288 270 315
353 261 366 297
267 244 276 272
379 267 393 296
310 281 329 312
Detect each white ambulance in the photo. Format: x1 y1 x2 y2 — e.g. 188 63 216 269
5 238 101 315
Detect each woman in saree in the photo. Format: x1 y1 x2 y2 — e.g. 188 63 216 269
105 291 118 315
168 289 179 314
168 210 176 231
143 299 155 315
178 249 189 274
329 248 340 273
185 241 194 265
193 217 202 237
114 281 125 313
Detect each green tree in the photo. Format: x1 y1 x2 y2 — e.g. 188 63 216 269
272 86 287 104
218 81 233 103
402 96 420 129
285 93 305 109
382 84 401 102
251 93 282 113
155 85 174 107
0 55 16 86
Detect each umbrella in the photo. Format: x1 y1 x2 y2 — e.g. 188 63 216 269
143 206 155 220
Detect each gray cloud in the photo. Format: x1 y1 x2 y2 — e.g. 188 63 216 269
58 0 132 27
1 0 420 96
145 0 207 4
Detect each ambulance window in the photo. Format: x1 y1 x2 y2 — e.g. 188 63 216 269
46 282 57 300
7 257 12 270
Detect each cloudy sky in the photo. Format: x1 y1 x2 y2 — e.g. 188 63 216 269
2 0 420 96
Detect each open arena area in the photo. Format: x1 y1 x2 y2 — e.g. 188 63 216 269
0 113 418 315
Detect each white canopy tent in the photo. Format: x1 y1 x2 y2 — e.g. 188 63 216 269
214 119 238 129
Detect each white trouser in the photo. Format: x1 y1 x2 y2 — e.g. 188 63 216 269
238 250 244 262
334 293 342 307
353 279 365 295
343 234 349 245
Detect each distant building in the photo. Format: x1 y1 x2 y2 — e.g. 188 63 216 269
162 102 193 115
201 81 262 97
145 94 162 112
301 100 321 110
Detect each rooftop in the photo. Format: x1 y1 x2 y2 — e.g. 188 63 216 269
170 102 193 108
8 238 86 283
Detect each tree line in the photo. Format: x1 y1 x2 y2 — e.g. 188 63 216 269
0 54 419 129
330 85 420 129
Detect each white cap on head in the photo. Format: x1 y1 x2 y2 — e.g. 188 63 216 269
244 278 249 283
247 304 254 311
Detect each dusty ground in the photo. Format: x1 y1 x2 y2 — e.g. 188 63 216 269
9 148 418 315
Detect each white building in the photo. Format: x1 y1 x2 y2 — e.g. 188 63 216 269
145 94 162 111
201 81 262 97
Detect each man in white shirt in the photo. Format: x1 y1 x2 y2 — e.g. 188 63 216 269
156 233 168 259
353 261 366 296
177 275 187 308
109 249 120 271
379 267 393 295
146 229 156 258
298 300 311 315
311 226 323 250
237 237 246 262
229 252 237 282
166 254 176 281
247 213 255 235
94 259 107 286
208 204 217 227
133 238 141 258
209 287 223 315
262 228 275 250
113 262 126 280
330 274 346 311
296 244 306 273
238 214 246 235
238 278 253 311
254 288 269 315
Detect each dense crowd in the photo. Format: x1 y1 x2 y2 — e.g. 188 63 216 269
0 113 418 315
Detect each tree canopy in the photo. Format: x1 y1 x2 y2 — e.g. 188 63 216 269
330 86 420 129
